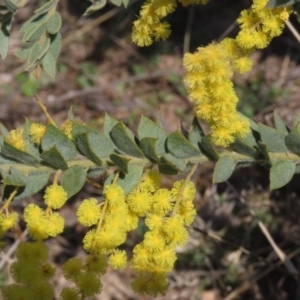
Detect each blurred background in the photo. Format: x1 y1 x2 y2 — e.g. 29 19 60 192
1 0 300 299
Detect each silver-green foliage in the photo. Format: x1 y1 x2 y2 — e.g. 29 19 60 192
1 111 300 203
266 0 300 8
0 0 128 77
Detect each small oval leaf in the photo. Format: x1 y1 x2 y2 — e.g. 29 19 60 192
270 160 295 190
213 155 236 183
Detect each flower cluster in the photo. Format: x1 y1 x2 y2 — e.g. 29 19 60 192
183 41 251 147
132 0 210 47
61 254 106 299
236 0 292 49
75 170 197 297
183 0 292 147
80 184 136 262
1 242 56 300
130 176 196 296
24 184 67 240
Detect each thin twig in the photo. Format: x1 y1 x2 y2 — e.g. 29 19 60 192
285 20 300 45
62 6 122 47
224 248 300 300
0 229 27 270
226 180 299 277
217 20 237 42
183 6 195 54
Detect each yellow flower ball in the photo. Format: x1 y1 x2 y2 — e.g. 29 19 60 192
76 198 101 227
43 184 68 210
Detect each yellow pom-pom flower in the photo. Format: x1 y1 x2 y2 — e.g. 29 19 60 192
0 212 18 232
44 184 68 210
5 128 27 151
126 188 153 216
16 242 48 262
75 271 102 298
33 282 54 300
104 184 125 207
62 257 82 280
60 288 80 300
140 170 162 192
24 204 49 240
85 254 107 275
76 198 101 227
171 180 196 201
145 214 164 230
143 230 165 252
151 188 173 215
83 229 96 252
60 120 73 139
108 250 127 269
47 212 64 237
29 122 46 144
2 284 34 299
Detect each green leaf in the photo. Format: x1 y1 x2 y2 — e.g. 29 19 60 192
23 20 47 42
139 137 160 162
160 153 186 173
259 123 288 152
61 165 87 199
189 117 204 149
84 0 107 15
86 131 114 158
110 122 144 158
274 111 289 135
68 106 74 120
213 155 236 183
294 115 300 130
28 36 50 64
41 146 68 170
0 12 13 59
87 166 106 178
0 123 8 136
46 11 61 34
0 168 28 186
15 46 31 59
199 136 219 161
105 165 143 195
285 128 300 156
242 128 260 149
3 0 19 12
257 142 272 163
41 124 77 161
265 0 299 8
76 131 114 164
180 122 189 139
76 133 102 165
167 131 200 159
270 160 295 190
122 0 129 7
15 172 50 200
1 141 39 165
110 0 122 5
20 13 47 33
35 0 56 15
72 122 91 139
137 115 167 155
109 154 131 173
42 51 56 78
231 135 259 157
103 113 118 139
48 32 61 59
